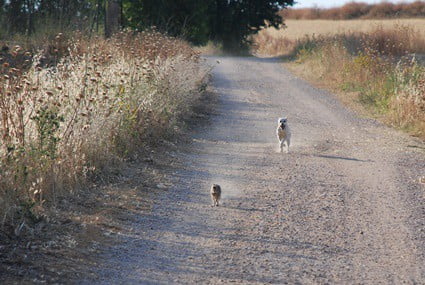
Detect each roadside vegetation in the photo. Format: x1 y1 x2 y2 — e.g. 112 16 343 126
0 30 208 236
253 20 425 139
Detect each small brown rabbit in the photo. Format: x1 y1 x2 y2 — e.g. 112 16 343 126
210 184 221 207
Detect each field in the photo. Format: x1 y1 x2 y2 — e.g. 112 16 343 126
264 19 425 41
280 1 425 20
254 19 425 56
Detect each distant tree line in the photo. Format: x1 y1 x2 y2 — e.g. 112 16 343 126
0 0 295 51
280 1 425 20
0 0 100 35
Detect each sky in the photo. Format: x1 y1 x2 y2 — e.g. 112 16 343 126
292 0 420 9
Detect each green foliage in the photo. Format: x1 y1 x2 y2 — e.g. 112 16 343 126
0 0 101 36
122 0 295 51
123 0 210 45
212 0 295 51
31 106 64 159
1 0 295 52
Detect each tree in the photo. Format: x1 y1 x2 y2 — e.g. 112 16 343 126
210 0 295 51
122 0 210 45
122 0 294 51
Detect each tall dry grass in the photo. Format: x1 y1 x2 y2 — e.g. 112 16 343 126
253 19 425 56
253 23 425 139
0 30 208 233
280 1 425 20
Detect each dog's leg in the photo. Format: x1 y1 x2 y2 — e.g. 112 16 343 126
211 196 215 207
287 137 291 153
285 140 289 153
279 140 284 153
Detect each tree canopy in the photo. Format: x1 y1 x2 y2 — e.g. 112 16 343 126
0 0 295 51
123 0 295 50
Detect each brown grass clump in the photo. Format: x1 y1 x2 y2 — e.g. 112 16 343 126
0 30 208 234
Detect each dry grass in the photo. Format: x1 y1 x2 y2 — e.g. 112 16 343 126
252 20 425 139
194 41 224 56
0 30 208 233
253 19 425 56
280 1 425 20
271 19 425 40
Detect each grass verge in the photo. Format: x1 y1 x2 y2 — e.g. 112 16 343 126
0 30 209 236
253 24 425 139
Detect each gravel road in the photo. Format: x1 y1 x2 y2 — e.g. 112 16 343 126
88 56 425 284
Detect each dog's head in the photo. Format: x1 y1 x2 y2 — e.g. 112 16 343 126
211 184 221 193
278 117 288 129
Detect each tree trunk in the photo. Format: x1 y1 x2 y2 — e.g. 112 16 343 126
26 0 35 36
105 0 121 38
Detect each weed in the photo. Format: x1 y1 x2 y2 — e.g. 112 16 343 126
0 30 208 233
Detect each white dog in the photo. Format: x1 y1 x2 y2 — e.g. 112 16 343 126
210 184 222 207
276 117 291 153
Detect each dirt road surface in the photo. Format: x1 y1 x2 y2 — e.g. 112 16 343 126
85 57 425 284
